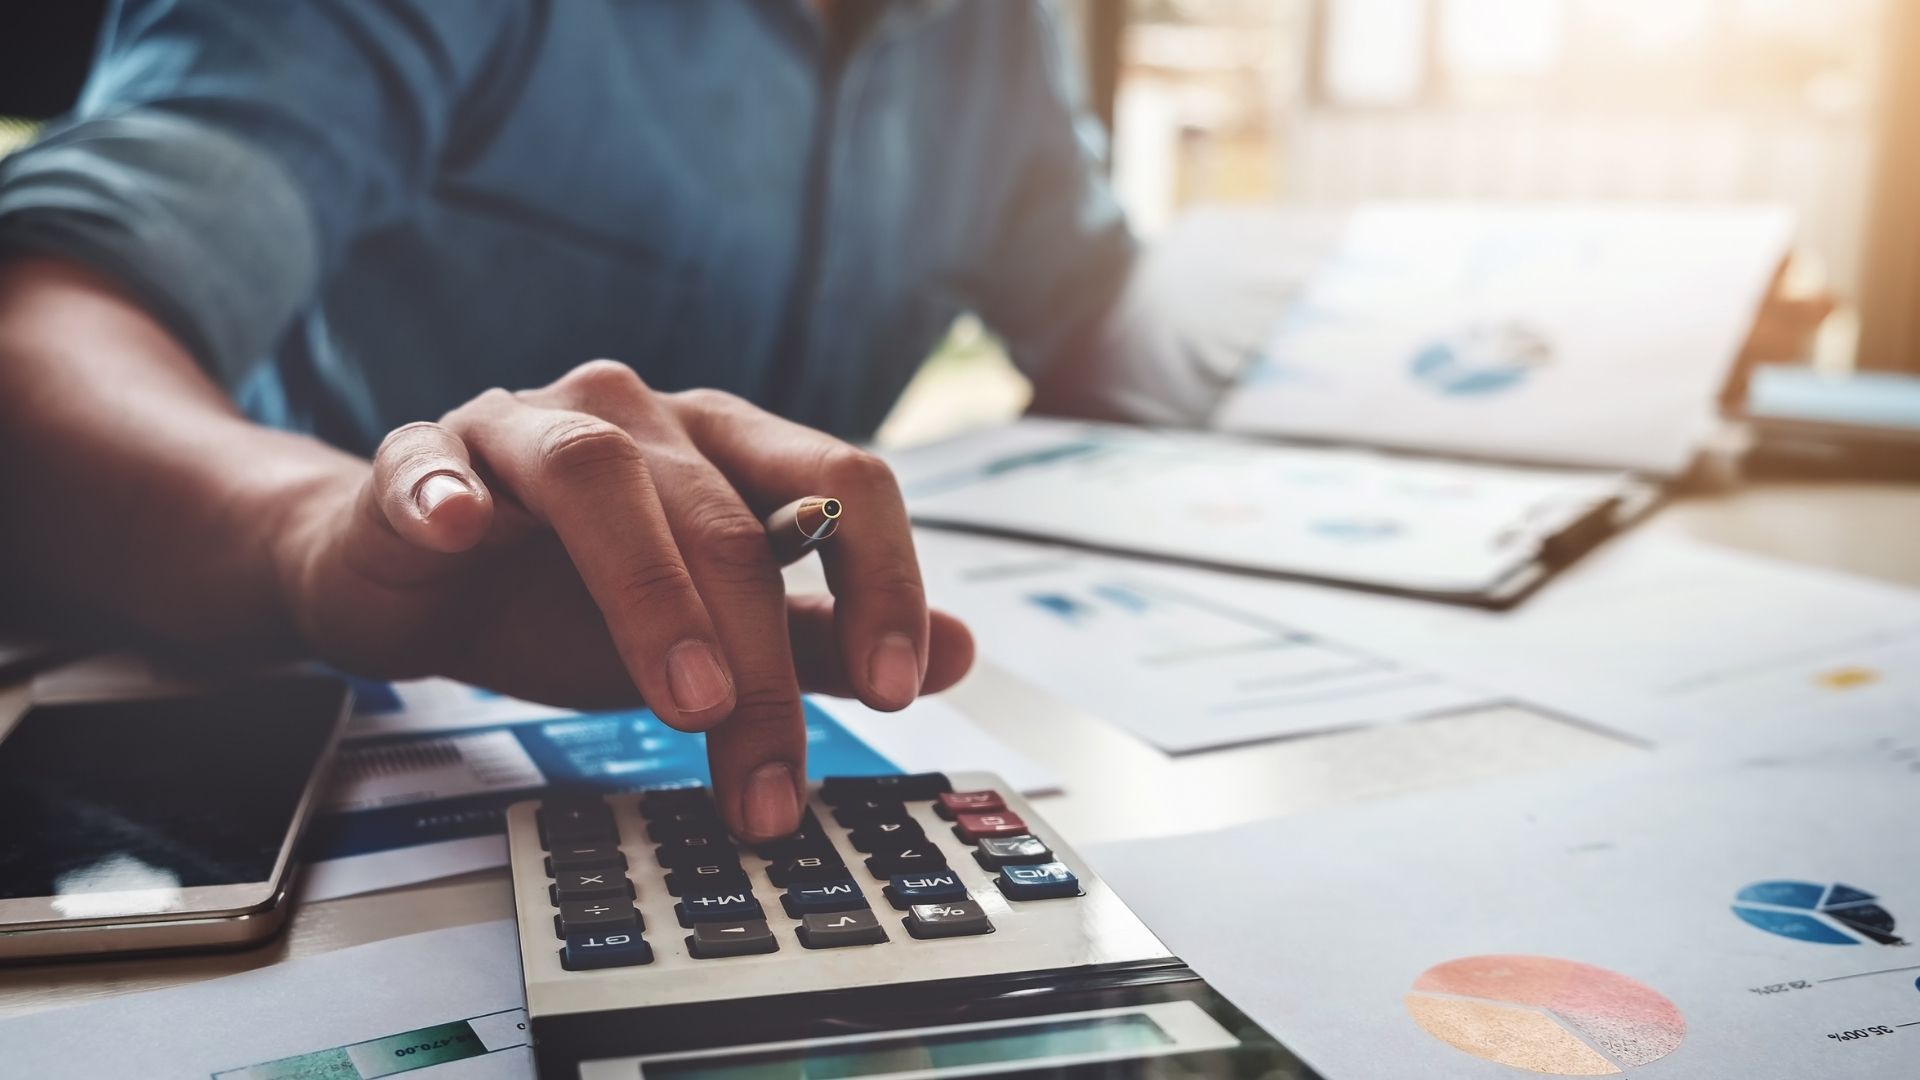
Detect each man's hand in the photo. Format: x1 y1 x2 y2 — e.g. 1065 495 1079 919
275 361 974 841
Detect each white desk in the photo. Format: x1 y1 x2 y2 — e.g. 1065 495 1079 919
3 479 1916 1022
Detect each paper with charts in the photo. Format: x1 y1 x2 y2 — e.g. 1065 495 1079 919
0 920 533 1080
894 418 1640 600
1167 531 1920 746
1214 202 1793 475
915 530 1504 753
1087 712 1920 1079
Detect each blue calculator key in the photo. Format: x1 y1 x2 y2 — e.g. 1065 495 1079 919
885 871 969 909
676 889 766 926
783 879 869 917
996 861 1081 900
559 929 652 970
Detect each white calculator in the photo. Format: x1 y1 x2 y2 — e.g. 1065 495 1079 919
504 772 1319 1078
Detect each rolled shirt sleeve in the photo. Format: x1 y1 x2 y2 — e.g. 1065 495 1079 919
970 4 1265 428
965 5 1149 414
0 0 526 385
0 111 317 384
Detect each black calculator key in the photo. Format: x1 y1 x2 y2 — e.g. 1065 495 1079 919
798 908 888 949
676 889 765 925
904 899 995 939
865 844 946 879
884 870 968 909
832 799 913 829
782 879 869 917
545 843 627 874
848 819 925 853
640 786 713 817
550 869 634 904
665 861 751 896
559 930 651 970
686 919 779 959
754 812 834 861
646 807 726 844
996 861 1081 900
553 899 641 939
973 834 1055 870
820 773 952 805
656 834 739 868
768 854 849 888
540 804 616 847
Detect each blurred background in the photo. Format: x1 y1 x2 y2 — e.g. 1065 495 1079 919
6 0 1915 449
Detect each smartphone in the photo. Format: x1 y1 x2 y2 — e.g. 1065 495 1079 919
0 674 351 962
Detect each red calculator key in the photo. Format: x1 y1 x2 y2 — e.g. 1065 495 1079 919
952 811 1028 843
937 790 1007 819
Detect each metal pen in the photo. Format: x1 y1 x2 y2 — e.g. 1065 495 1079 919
764 495 841 563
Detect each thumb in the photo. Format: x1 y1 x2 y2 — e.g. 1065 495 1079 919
344 421 495 582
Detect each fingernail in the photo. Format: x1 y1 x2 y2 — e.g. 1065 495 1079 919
868 632 922 707
744 761 799 838
666 640 732 714
413 472 472 517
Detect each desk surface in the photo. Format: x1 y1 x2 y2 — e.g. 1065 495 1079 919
3 478 1915 1022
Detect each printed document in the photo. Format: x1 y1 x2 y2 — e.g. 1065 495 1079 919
894 418 1636 598
916 530 1504 752
1088 712 1920 1079
1215 202 1793 474
0 921 532 1080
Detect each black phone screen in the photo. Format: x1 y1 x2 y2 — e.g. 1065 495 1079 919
0 677 346 902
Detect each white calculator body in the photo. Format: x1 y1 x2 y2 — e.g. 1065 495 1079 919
505 772 1319 1078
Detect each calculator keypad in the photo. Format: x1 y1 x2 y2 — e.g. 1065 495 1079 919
526 772 1090 976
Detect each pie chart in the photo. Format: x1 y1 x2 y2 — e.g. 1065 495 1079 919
1405 955 1686 1076
1730 881 1906 946
1408 322 1553 396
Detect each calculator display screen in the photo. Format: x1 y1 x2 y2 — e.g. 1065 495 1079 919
636 1004 1233 1079
0 679 346 911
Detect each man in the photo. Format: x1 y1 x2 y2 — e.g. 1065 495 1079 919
0 1 1205 840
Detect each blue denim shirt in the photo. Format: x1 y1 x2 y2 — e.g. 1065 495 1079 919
0 0 1133 451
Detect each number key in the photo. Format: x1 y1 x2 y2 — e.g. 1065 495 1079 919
665 861 750 896
820 773 952 805
848 819 926 854
865 844 946 879
832 798 912 829
768 854 850 888
656 834 738 868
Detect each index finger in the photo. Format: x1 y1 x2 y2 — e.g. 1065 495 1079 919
443 392 738 731
673 390 929 712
